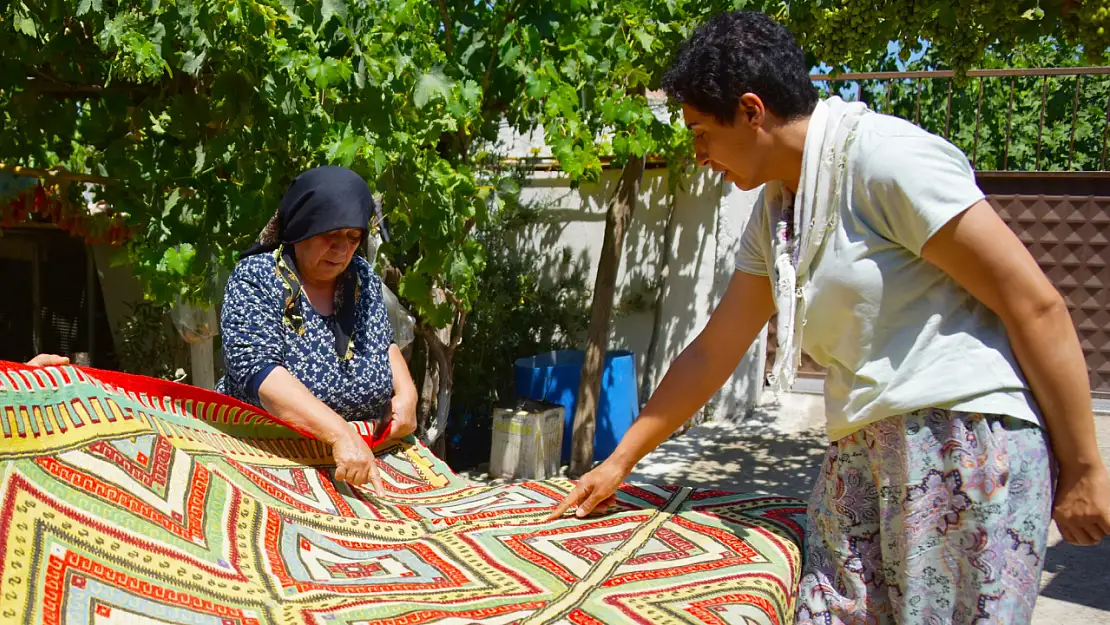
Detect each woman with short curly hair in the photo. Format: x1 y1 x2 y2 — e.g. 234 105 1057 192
550 11 1110 624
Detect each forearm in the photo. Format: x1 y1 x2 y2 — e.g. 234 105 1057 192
608 271 774 473
258 367 353 445
609 335 748 472
1006 300 1100 469
388 344 417 402
546 272 776 521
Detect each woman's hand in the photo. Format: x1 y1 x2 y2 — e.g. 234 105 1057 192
27 354 70 367
1053 463 1110 546
545 459 629 521
383 394 417 441
383 344 418 442
543 271 773 524
259 367 387 496
331 431 385 496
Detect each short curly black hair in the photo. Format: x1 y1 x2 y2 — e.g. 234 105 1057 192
662 11 818 124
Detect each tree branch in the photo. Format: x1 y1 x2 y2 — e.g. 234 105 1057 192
379 262 403 292
450 309 467 350
0 163 113 185
481 0 519 95
417 323 449 364
23 81 121 94
443 288 464 312
438 0 455 56
21 72 196 99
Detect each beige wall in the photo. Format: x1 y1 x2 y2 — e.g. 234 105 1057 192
90 244 146 353
513 168 766 422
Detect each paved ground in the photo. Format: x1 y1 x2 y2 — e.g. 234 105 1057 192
629 391 1110 625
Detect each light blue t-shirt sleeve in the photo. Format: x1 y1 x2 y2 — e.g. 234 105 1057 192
735 191 772 277
857 130 986 256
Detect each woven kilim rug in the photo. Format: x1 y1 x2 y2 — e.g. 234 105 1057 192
0 361 806 625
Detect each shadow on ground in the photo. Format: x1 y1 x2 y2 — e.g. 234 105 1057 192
1039 528 1110 611
628 406 828 502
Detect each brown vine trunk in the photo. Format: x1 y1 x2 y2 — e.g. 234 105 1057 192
416 288 465 460
418 324 453 458
417 342 439 433
569 154 645 478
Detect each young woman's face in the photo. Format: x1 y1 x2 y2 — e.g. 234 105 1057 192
293 228 362 284
682 95 773 191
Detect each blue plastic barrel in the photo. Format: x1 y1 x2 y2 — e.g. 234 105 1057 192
513 350 639 463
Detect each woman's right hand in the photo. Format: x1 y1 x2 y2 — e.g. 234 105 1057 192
545 459 629 521
331 431 384 496
257 368 386 497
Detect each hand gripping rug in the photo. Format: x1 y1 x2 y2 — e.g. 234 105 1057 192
0 362 806 625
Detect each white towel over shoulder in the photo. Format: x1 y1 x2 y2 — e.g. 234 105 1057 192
766 96 870 393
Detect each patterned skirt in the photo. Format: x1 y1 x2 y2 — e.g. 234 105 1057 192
794 409 1054 625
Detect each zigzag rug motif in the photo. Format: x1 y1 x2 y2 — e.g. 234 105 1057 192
0 361 806 624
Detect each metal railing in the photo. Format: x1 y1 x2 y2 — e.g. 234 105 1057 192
810 67 1110 172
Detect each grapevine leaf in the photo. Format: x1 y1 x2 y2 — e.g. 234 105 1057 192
182 50 206 76
321 0 348 25
632 28 655 51
414 71 451 108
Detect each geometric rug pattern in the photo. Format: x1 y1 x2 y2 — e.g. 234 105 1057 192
0 361 806 624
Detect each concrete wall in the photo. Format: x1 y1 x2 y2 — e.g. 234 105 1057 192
711 184 768 422
512 167 766 422
90 244 146 353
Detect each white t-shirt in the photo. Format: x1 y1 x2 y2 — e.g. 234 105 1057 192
736 112 1042 441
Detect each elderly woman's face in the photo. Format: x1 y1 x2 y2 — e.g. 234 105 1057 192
293 228 362 284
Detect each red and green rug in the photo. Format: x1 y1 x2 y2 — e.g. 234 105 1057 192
0 361 804 624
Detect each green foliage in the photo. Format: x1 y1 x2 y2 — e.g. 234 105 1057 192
790 0 1108 77
449 206 591 430
0 0 493 320
115 301 187 379
0 0 735 322
1 0 1103 320
498 0 745 184
821 41 1110 171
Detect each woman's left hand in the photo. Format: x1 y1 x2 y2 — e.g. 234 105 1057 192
27 354 70 367
383 394 417 441
1053 463 1110 546
383 344 418 442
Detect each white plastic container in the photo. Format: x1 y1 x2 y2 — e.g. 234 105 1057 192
489 401 564 480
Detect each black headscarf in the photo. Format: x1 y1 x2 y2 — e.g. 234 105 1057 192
241 166 375 259
241 166 375 360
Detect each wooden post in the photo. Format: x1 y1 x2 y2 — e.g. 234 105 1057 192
31 240 42 356
569 154 645 477
188 305 217 389
190 338 216 389
86 246 96 366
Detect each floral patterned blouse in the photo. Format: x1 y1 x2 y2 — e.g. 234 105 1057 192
216 249 395 422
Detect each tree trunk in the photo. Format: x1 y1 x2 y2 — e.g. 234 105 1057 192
569 154 645 477
639 188 679 405
189 339 216 389
418 324 453 455
183 305 218 389
416 287 465 460
417 339 439 433
431 384 450 458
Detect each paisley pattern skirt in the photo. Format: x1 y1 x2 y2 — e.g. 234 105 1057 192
795 409 1054 625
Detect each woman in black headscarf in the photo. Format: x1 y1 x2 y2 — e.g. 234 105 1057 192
217 166 416 494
